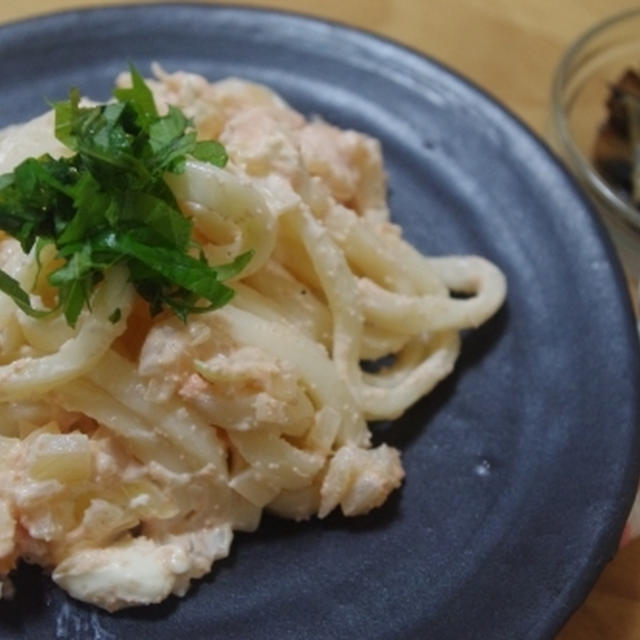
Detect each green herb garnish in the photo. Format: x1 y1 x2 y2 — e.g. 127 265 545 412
0 65 249 327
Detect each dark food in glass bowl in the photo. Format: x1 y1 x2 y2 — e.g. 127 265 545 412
594 69 640 207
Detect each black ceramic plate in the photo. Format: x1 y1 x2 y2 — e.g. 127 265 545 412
0 5 639 640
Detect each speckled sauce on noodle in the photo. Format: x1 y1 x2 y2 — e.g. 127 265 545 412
0 66 506 610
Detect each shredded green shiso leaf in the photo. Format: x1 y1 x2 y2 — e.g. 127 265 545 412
0 65 251 327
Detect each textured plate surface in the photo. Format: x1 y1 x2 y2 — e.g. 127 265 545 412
0 5 639 640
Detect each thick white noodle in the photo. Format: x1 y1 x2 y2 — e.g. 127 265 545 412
0 71 507 612
165 160 277 278
0 266 133 401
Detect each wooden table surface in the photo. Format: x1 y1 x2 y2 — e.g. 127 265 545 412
1 1 639 638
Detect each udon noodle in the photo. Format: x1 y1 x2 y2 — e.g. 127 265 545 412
0 66 506 610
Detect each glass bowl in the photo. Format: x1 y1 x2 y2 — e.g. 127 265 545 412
550 7 640 279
